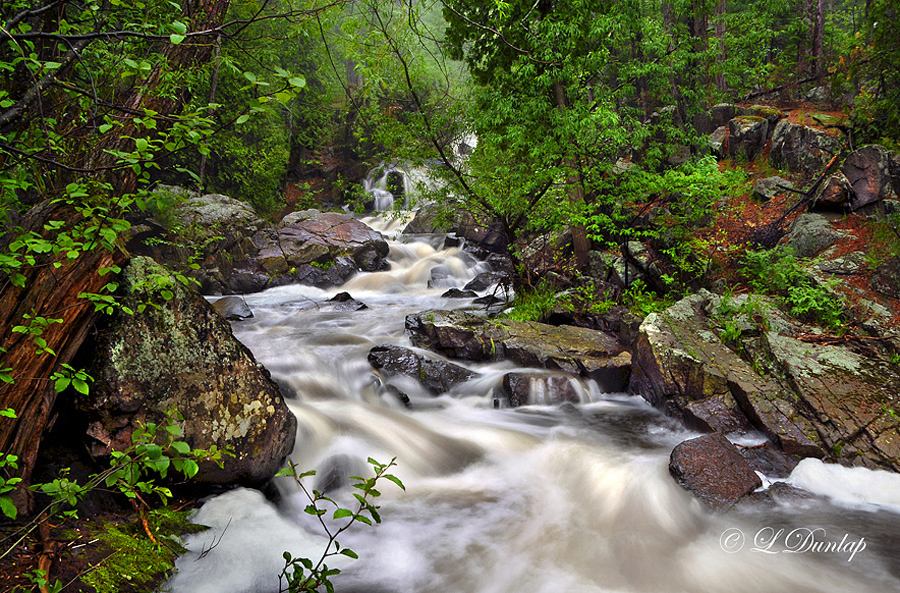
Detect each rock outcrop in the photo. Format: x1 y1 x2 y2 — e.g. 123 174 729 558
406 310 632 391
842 145 900 211
83 257 297 486
630 290 900 471
769 121 843 179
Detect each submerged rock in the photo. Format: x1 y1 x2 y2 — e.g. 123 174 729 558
83 257 296 486
406 310 631 391
669 432 762 511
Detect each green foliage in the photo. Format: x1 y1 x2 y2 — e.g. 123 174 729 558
740 249 846 331
505 282 561 323
277 457 404 593
624 280 673 317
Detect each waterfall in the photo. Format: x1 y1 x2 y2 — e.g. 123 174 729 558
170 216 900 593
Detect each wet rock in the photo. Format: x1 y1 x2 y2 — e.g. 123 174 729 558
669 433 762 511
328 291 368 311
406 310 632 391
212 296 253 320
682 393 753 434
871 256 900 299
472 294 505 307
744 480 816 508
841 145 900 211
367 344 478 396
501 372 583 407
737 441 800 479
427 265 456 288
708 126 728 157
464 271 507 292
769 121 843 179
83 257 296 486
441 288 477 299
813 172 853 210
752 176 794 201
728 116 768 162
783 213 851 258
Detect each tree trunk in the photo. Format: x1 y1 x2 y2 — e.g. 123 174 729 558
715 0 727 92
553 81 590 273
803 0 825 79
0 202 127 513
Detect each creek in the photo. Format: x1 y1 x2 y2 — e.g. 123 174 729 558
168 215 900 593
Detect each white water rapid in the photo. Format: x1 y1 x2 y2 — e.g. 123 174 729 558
168 216 900 593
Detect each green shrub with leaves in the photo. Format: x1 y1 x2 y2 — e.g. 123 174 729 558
741 248 845 331
277 457 404 593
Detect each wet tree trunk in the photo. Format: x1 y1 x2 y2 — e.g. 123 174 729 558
0 202 126 513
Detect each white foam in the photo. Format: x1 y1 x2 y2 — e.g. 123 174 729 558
787 457 900 513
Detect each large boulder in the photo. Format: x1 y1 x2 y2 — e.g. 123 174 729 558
257 210 389 276
841 145 900 211
769 121 843 179
630 290 900 471
727 116 768 162
669 433 762 511
406 310 632 391
871 256 900 299
812 172 853 210
82 257 297 486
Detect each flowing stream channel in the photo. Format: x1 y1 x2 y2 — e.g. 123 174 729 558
169 215 900 593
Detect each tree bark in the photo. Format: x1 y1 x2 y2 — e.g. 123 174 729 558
0 202 126 513
715 0 727 92
553 80 590 272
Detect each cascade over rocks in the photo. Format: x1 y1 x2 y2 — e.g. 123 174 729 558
501 372 583 406
82 257 297 486
669 433 763 511
406 310 631 391
631 290 900 472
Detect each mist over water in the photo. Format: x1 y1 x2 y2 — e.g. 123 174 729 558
170 216 900 593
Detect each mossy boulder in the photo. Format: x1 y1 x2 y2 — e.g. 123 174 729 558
728 116 768 162
83 257 297 486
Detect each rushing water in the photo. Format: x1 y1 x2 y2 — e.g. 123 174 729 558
169 217 900 593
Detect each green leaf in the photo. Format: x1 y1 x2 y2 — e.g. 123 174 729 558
288 76 306 89
332 508 352 519
72 378 89 395
339 548 358 559
171 441 190 454
54 377 70 393
170 33 185 45
182 459 199 478
1 408 17 418
384 474 405 490
171 21 187 34
1 496 18 519
235 114 250 125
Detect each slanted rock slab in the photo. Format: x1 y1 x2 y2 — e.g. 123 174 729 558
669 432 762 511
